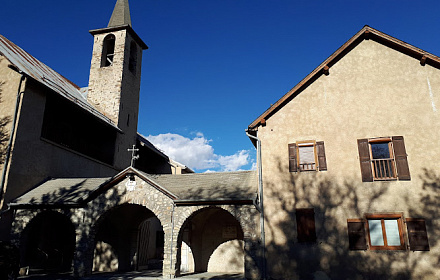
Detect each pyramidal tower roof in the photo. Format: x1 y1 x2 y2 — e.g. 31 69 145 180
108 0 132 27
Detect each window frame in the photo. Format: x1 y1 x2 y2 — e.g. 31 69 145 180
357 136 410 182
297 140 318 172
288 140 327 172
347 214 429 251
101 34 116 67
368 137 397 181
365 213 406 251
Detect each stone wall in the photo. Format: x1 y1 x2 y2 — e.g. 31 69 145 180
11 174 262 278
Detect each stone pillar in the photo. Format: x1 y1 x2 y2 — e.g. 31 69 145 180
162 225 179 278
244 234 262 279
72 209 95 277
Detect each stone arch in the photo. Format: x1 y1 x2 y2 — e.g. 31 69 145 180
20 210 76 273
175 206 246 276
101 34 116 67
175 205 251 236
89 202 166 273
72 177 176 277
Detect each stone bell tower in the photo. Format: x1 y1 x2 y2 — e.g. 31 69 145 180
87 0 148 168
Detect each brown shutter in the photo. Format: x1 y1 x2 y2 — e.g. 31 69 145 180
288 143 298 172
392 136 411 180
357 139 373 182
406 218 429 251
296 208 317 242
316 141 327 171
347 219 368 250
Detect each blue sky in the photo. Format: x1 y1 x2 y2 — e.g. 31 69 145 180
1 1 440 172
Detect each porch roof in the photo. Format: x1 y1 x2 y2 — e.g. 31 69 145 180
9 177 112 207
9 169 257 208
143 170 257 203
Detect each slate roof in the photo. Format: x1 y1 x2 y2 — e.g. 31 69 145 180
10 177 112 206
108 0 132 27
248 25 440 130
10 169 257 207
0 35 120 131
144 171 257 202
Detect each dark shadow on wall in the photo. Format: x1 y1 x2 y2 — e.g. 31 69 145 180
9 163 440 279
11 180 135 277
261 158 440 280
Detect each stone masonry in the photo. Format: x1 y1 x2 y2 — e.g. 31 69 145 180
11 175 262 279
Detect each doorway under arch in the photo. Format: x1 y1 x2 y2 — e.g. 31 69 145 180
92 203 164 273
177 207 245 276
20 211 75 274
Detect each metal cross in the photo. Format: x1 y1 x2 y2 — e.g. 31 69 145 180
127 145 139 167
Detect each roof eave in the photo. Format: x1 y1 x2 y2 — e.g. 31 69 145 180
9 202 83 209
174 198 255 206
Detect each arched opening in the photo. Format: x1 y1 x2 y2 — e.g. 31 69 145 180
101 34 116 67
128 41 137 74
93 204 164 274
177 207 244 276
20 211 75 274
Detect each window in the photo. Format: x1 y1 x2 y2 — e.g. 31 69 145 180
101 34 116 67
129 41 137 74
366 214 405 250
288 141 327 172
357 136 410 182
347 214 429 251
296 208 317 243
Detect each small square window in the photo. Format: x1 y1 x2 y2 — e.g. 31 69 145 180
298 142 317 171
288 141 327 172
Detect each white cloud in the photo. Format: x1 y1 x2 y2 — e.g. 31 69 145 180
146 133 250 172
251 162 257 171
218 150 250 172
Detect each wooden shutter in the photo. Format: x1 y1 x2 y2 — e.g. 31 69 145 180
316 141 327 171
406 218 429 251
347 219 368 250
357 139 373 182
296 208 317 242
392 136 411 180
288 143 298 172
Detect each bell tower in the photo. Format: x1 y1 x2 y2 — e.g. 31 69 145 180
87 0 148 168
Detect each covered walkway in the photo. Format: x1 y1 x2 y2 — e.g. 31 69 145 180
18 271 245 280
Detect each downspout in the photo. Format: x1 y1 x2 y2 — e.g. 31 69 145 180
245 129 266 280
0 70 26 210
169 202 175 278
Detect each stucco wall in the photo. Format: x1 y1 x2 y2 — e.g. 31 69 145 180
3 81 119 206
257 39 440 279
0 56 23 191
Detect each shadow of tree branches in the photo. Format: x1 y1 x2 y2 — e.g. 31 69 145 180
8 160 440 280
261 157 440 280
10 178 129 278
